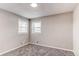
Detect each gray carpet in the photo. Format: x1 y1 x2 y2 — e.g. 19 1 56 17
1 44 74 56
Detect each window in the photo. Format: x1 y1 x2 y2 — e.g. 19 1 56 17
32 21 41 33
18 19 28 33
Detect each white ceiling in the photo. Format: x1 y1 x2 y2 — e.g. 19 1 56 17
0 3 77 18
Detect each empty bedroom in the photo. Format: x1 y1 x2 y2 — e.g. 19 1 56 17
0 3 79 56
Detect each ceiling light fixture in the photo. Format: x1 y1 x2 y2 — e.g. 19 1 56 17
30 3 38 8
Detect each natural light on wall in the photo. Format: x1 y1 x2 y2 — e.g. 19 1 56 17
18 18 28 33
32 21 41 33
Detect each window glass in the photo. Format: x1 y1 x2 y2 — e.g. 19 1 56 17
18 18 28 33
32 21 41 33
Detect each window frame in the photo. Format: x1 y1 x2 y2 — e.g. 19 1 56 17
32 21 41 33
18 18 28 34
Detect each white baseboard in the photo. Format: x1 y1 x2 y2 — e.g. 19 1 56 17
0 42 73 55
0 43 29 55
31 42 73 52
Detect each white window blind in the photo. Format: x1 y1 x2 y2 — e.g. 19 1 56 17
32 21 41 33
18 19 28 33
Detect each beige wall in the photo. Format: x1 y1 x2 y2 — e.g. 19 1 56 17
0 8 73 55
0 9 29 54
73 4 79 56
31 12 73 50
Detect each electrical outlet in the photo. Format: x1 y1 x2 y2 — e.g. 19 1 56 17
36 41 39 43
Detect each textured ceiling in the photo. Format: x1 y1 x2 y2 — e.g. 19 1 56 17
0 3 77 18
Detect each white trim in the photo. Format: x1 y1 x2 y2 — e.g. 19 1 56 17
0 42 74 55
31 43 73 52
0 43 29 55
